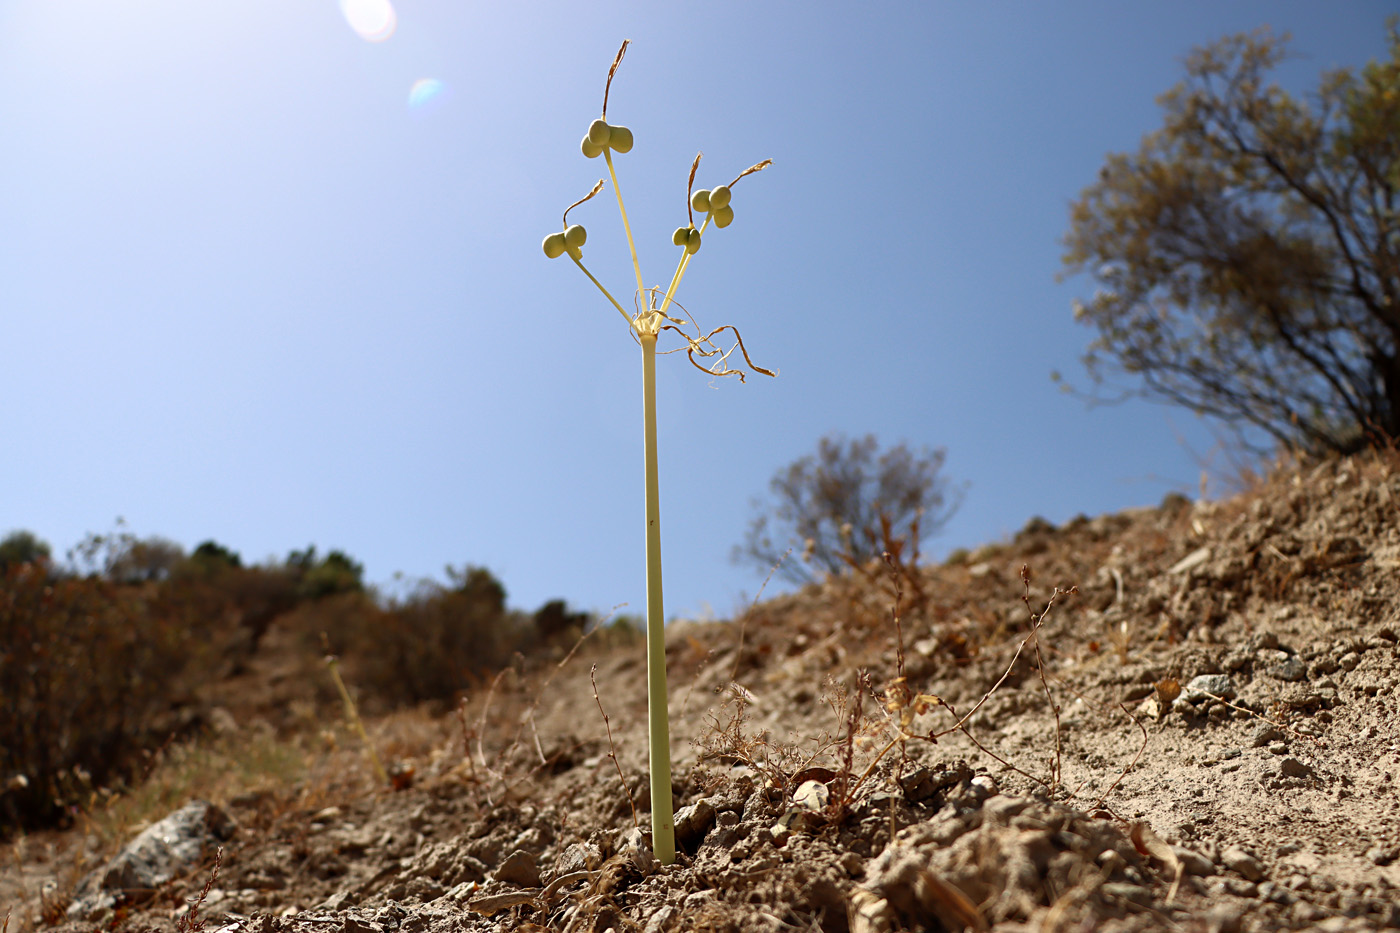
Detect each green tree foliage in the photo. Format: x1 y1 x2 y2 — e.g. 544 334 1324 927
533 598 591 642
190 539 242 569
287 545 365 600
735 433 961 584
0 530 50 570
1062 23 1400 454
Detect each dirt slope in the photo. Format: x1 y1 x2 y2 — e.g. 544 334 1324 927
7 453 1400 932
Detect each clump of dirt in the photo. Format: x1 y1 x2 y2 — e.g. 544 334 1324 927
7 452 1400 932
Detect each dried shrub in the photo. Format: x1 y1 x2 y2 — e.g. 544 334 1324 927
0 565 200 833
316 567 530 711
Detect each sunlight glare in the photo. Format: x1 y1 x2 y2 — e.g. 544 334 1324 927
340 0 397 42
407 78 445 109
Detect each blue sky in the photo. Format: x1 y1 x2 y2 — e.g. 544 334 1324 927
0 2 1391 621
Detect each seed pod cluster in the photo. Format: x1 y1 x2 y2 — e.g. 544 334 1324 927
581 118 634 159
542 224 588 259
671 225 702 254
690 185 736 228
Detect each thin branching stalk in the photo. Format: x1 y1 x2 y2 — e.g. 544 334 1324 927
324 649 388 787
542 40 773 866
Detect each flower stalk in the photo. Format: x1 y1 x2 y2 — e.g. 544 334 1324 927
541 39 774 865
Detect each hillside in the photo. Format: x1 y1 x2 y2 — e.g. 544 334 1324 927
5 452 1400 933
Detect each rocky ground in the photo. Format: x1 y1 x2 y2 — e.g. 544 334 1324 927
5 453 1400 932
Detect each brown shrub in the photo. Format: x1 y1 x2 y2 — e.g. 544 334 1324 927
0 565 201 833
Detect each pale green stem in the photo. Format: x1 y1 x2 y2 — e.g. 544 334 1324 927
326 655 389 786
604 149 647 307
656 214 712 320
640 332 676 865
571 252 636 328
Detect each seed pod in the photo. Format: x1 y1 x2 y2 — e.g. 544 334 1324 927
581 135 603 159
708 185 731 210
607 125 633 153
587 118 611 146
712 205 735 228
564 224 587 250
686 227 702 254
690 189 711 213
542 232 567 259
672 226 690 247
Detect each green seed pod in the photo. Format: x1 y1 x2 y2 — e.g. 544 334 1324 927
686 227 702 254
587 118 611 146
581 135 603 159
712 205 735 228
565 224 587 250
672 226 690 247
542 232 567 259
690 189 711 213
607 125 633 153
708 185 731 210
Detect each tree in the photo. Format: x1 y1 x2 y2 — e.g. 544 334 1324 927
735 433 961 584
287 545 365 599
0 530 51 570
1061 23 1400 454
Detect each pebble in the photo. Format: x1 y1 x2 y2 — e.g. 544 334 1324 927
1223 878 1258 897
1270 658 1308 682
556 842 602 874
643 906 677 933
1222 845 1265 881
673 799 717 848
1171 846 1215 877
493 849 540 888
1184 674 1234 701
1101 882 1153 905
1279 757 1313 778
1339 652 1360 671
1252 725 1285 747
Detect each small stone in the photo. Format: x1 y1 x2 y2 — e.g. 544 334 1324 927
983 796 1030 823
1250 632 1281 651
1223 878 1258 898
1269 742 1290 755
1270 658 1307 682
673 799 717 848
1207 906 1244 933
1366 845 1398 866
1252 725 1285 747
556 842 602 874
1339 652 1360 672
493 850 540 888
1279 758 1312 778
644 906 678 933
1222 845 1265 882
968 775 998 800
1184 674 1235 702
617 827 654 873
1172 846 1216 877
1102 882 1154 905
897 767 938 802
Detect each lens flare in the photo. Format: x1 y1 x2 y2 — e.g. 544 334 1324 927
408 78 445 109
340 0 397 42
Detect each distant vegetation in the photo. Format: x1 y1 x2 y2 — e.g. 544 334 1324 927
1063 22 1400 455
0 525 598 835
735 433 963 584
